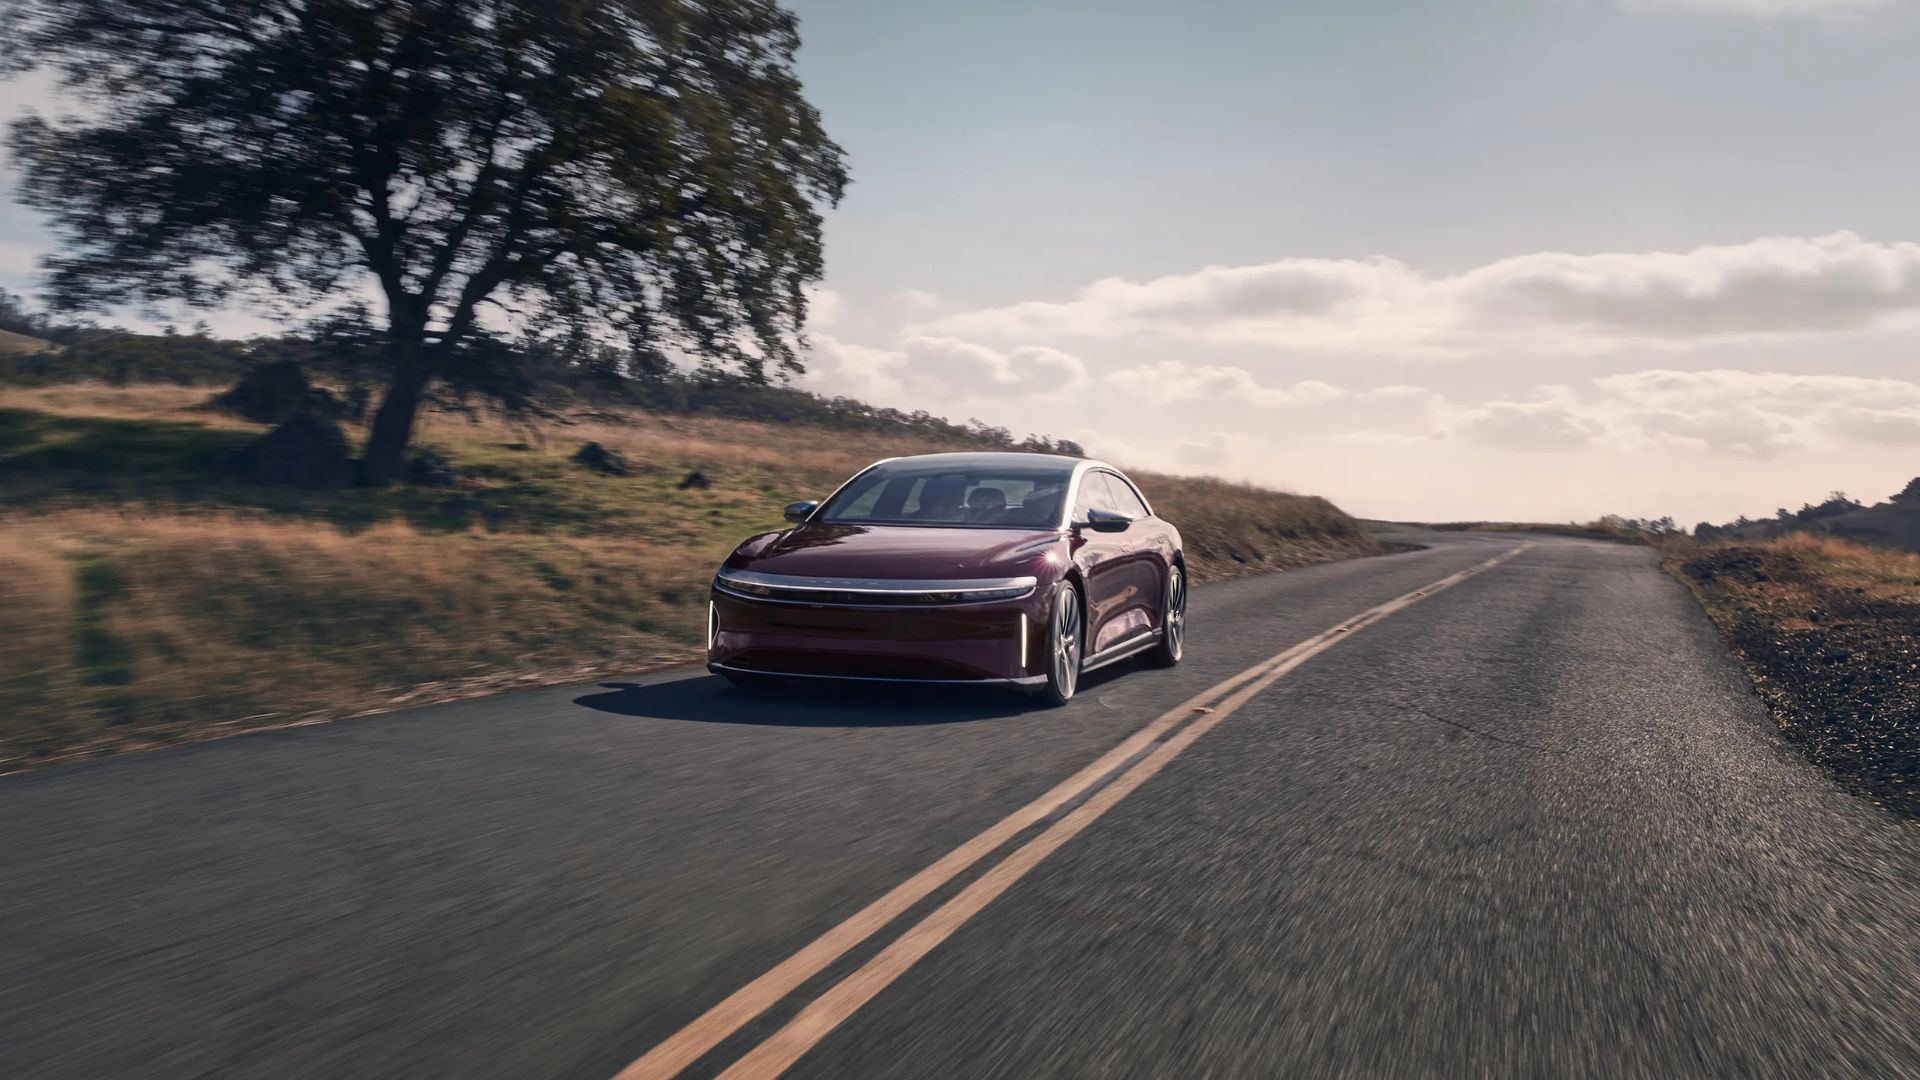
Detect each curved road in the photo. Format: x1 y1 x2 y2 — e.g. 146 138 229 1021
4 531 1919 1078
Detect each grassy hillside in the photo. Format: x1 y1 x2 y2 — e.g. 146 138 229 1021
1667 534 1920 818
0 383 1380 769
0 327 58 356
1428 520 1654 545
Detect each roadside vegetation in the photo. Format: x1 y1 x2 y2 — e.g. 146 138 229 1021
1666 534 1920 818
1429 518 1659 545
0 382 1380 770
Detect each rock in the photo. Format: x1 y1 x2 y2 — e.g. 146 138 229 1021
571 441 632 476
249 414 353 489
214 361 323 424
677 470 712 491
502 442 533 452
404 449 457 487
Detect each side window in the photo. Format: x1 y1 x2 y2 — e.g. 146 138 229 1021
1070 472 1103 522
1073 472 1123 521
1102 473 1151 518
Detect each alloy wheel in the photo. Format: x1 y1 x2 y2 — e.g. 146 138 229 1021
1051 586 1081 700
1165 566 1186 661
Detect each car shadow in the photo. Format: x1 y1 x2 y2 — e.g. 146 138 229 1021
573 674 1043 727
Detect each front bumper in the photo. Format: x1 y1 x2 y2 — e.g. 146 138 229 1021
707 583 1052 685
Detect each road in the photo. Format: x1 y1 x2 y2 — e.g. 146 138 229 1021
4 531 1919 1078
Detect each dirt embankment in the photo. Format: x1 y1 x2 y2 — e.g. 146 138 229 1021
1668 537 1920 818
0 383 1379 770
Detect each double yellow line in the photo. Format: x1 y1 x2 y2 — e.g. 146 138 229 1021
619 543 1531 1080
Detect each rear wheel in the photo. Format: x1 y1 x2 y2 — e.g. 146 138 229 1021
1037 580 1083 707
1142 563 1186 668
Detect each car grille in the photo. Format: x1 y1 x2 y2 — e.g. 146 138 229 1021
714 570 1036 607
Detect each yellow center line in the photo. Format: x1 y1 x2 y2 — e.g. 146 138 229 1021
619 543 1530 1080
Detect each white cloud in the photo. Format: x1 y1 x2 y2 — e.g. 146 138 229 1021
801 334 905 401
893 288 942 312
804 285 843 329
1618 0 1891 18
1174 432 1237 466
1108 360 1346 407
925 256 1447 354
898 336 1088 396
924 232 1920 356
1438 369 1920 455
1453 233 1920 337
803 333 1088 403
1444 389 1613 452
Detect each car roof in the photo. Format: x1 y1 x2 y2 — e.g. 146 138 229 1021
876 451 1090 470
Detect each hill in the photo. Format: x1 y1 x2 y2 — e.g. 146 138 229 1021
0 382 1381 769
0 327 58 356
1712 499 1920 554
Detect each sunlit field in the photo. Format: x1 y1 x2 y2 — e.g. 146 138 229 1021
0 383 1379 768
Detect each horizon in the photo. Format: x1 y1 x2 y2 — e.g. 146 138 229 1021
6 0 1919 524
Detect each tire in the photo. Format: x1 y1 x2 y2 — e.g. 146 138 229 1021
1037 580 1084 707
1141 563 1186 668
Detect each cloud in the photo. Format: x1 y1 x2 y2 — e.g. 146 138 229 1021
803 333 1088 403
1454 233 1920 337
1438 369 1920 454
898 336 1088 396
1444 389 1612 452
1617 0 1891 18
1173 432 1237 466
804 285 843 329
893 288 942 312
925 257 1445 354
923 232 1920 356
1108 360 1346 407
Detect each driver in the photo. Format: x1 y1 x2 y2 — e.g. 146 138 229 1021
964 486 1007 522
915 474 969 521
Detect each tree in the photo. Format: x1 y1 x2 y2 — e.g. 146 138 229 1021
2 0 848 482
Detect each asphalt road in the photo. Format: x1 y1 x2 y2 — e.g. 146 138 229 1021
5 531 1919 1078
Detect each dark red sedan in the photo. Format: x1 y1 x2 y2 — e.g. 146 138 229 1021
706 452 1185 705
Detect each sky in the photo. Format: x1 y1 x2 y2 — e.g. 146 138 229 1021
5 0 1920 523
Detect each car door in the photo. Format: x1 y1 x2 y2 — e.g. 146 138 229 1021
1073 471 1152 655
1089 470 1163 649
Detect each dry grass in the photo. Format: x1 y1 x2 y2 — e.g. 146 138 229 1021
1435 520 1652 545
1760 532 1920 599
1 383 1379 768
0 328 58 356
0 510 706 767
0 381 232 422
1136 472 1379 582
1665 534 1920 818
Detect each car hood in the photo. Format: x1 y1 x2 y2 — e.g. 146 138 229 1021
727 523 1063 581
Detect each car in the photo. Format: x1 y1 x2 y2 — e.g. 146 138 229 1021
706 452 1186 705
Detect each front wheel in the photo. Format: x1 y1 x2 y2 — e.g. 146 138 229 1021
1036 580 1083 707
1141 563 1186 668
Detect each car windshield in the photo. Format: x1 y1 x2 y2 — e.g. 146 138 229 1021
819 461 1076 528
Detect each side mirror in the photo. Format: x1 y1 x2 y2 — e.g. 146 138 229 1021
1081 508 1133 533
783 500 819 524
